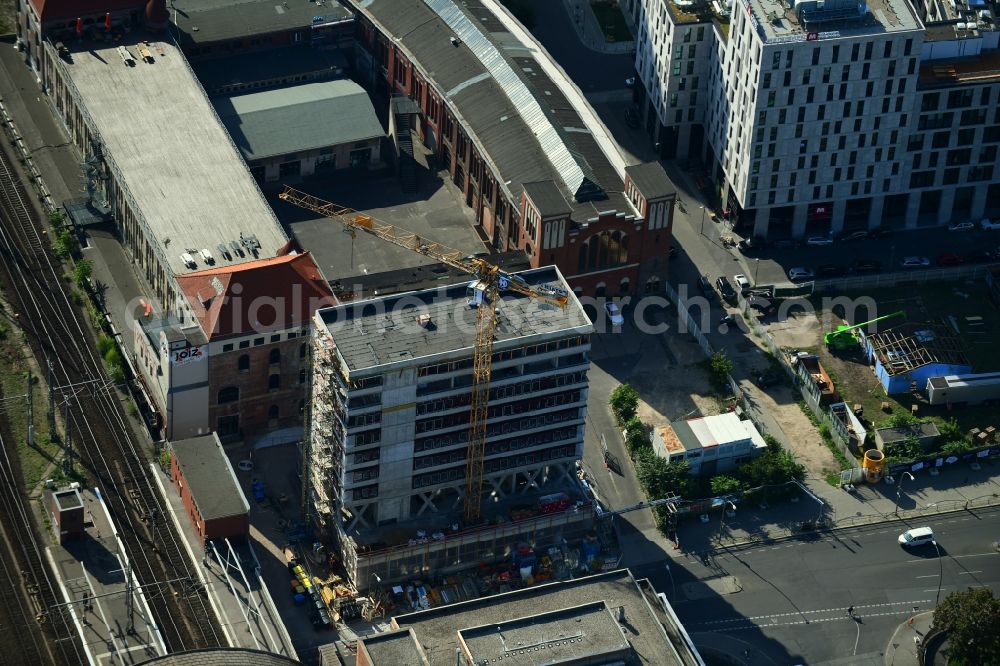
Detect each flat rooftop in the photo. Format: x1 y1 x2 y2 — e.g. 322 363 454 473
459 601 630 665
47 489 166 663
358 628 428 665
171 434 249 521
59 37 288 276
171 0 353 47
357 0 635 221
749 0 921 41
317 266 593 375
54 488 83 511
392 569 701 666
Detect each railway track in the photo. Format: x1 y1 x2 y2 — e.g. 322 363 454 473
0 134 222 653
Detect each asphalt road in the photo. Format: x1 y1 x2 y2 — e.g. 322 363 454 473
736 226 1000 287
635 507 1000 664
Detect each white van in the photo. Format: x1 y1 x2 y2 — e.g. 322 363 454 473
898 526 934 547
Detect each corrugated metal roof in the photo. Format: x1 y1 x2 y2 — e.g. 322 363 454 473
423 0 588 198
213 80 384 160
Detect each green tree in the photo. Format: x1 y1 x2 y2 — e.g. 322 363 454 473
932 587 1000 666
48 210 67 228
52 228 79 259
739 448 805 487
710 475 744 497
609 384 640 425
762 433 782 454
708 351 735 392
623 416 651 457
635 449 692 499
73 259 93 287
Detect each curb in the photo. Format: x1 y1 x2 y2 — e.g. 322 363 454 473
711 500 1000 553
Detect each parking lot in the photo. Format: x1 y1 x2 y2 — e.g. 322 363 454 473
730 225 1000 288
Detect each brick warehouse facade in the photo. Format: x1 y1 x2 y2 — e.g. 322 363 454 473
351 0 676 297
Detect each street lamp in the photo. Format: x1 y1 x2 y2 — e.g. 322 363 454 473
717 500 737 543
893 471 915 515
932 540 944 606
700 206 707 236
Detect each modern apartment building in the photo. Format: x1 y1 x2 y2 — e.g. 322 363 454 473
634 0 1000 238
308 266 596 585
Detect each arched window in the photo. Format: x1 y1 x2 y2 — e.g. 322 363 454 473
619 277 631 294
217 386 239 404
268 405 279 420
578 242 589 274
238 354 250 372
269 348 281 364
268 374 280 390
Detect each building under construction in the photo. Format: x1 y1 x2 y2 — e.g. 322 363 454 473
308 266 595 588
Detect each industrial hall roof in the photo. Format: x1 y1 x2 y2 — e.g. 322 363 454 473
139 647 301 665
59 38 289 276
170 434 249 522
171 0 353 47
317 266 592 375
214 80 385 161
389 569 702 665
177 251 335 339
356 0 636 221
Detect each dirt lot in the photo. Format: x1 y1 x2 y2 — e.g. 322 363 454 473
763 280 1000 437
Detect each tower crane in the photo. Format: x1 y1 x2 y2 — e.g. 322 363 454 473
278 186 569 523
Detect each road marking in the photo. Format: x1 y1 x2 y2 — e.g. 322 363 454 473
691 608 926 632
691 599 930 627
906 553 996 563
958 570 983 575
915 574 937 578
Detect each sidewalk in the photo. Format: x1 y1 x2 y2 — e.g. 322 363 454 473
561 0 636 53
884 611 933 666
672 458 1000 554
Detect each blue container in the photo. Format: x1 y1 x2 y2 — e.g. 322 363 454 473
293 594 306 605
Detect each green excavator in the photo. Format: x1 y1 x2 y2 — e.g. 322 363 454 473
824 310 906 351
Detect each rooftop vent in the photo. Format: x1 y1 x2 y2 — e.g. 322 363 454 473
416 313 432 327
180 252 197 269
450 36 461 46
199 248 215 265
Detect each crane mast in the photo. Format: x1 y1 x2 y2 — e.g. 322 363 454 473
278 186 567 523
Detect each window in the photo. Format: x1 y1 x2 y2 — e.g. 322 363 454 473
270 334 280 343
300 344 307 359
218 386 239 404
268 374 280 390
268 405 279 421
921 92 939 112
238 354 250 372
956 128 976 146
217 415 239 438
254 337 265 346
932 131 950 149
269 348 281 364
909 171 935 188
851 43 860 61
942 168 960 185
239 340 250 349
222 343 234 352
904 39 912 56
883 41 892 58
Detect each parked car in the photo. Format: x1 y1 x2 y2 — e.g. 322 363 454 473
805 235 834 246
840 230 868 241
898 526 935 548
868 226 894 239
936 252 964 267
716 276 737 302
947 221 975 232
816 263 846 277
981 218 1000 231
733 274 751 294
699 274 717 300
738 237 763 254
787 267 815 282
755 369 782 388
850 258 882 273
605 302 625 326
900 256 931 268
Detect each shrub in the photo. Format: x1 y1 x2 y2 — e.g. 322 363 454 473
52 228 79 259
623 416 652 457
708 351 734 393
710 474 744 497
73 259 93 287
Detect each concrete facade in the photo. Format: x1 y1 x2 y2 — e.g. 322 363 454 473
635 0 1000 238
307 266 594 585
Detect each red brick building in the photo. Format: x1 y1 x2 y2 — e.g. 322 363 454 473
170 433 249 543
176 251 335 443
352 0 676 297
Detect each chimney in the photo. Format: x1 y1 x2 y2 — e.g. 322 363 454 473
145 0 169 31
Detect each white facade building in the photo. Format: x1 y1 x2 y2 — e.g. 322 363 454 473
635 0 1000 238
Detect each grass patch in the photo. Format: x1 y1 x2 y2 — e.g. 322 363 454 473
0 324 59 492
590 1 632 42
